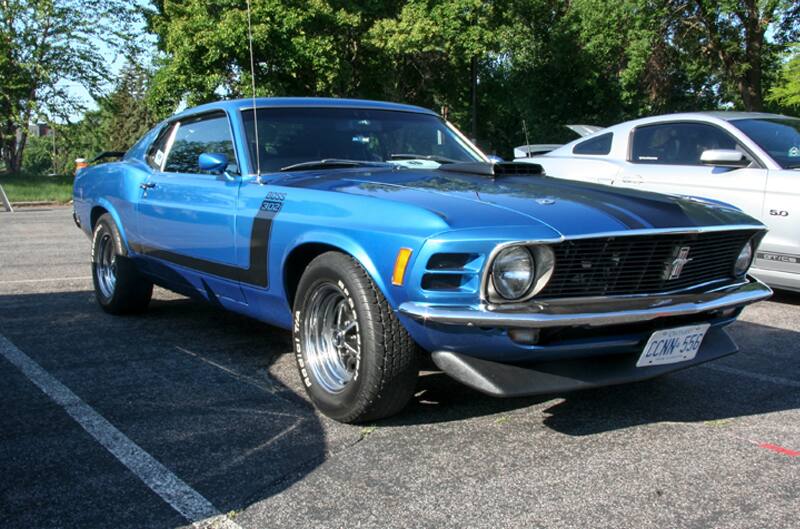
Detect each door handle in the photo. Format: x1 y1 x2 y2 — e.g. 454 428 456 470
140 182 156 190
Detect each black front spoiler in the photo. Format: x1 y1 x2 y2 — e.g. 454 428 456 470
431 326 738 397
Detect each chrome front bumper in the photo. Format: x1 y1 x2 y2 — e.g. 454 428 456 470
399 277 772 329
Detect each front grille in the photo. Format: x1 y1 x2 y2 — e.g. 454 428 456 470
537 229 758 299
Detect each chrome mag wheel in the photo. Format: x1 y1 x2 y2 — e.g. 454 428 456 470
95 232 117 299
302 282 361 394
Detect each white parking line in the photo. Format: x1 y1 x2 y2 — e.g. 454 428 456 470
0 333 243 529
701 363 800 388
0 276 91 285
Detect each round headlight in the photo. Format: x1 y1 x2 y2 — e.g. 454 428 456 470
491 246 534 300
734 241 754 276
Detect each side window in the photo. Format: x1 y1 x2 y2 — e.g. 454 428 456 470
573 132 613 155
146 124 174 170
631 122 740 166
163 113 238 174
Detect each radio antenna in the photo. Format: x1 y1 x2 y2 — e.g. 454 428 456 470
245 0 262 180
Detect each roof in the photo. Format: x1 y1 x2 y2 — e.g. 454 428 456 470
688 111 798 121
620 111 798 127
173 97 438 120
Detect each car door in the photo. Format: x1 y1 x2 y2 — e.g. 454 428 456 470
725 116 800 279
616 121 767 223
137 111 245 303
754 168 800 276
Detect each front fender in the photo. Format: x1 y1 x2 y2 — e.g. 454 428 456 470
281 229 411 309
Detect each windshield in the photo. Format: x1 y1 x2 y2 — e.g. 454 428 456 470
241 107 484 173
730 117 800 169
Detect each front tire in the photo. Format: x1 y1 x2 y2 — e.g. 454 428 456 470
293 252 419 423
91 214 153 314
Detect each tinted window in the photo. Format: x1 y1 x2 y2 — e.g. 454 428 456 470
145 124 174 170
573 132 613 155
631 123 740 165
242 107 483 173
730 118 800 169
163 113 237 174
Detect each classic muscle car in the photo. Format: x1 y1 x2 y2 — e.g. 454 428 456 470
73 98 772 423
516 112 800 293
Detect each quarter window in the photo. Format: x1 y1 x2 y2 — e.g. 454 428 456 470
573 132 613 155
631 122 742 166
146 124 174 170
163 113 238 174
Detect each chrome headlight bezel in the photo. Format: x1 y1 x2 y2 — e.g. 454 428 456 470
733 240 755 277
491 246 535 301
487 244 555 303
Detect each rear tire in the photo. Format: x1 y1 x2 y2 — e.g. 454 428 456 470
91 213 152 314
293 252 419 423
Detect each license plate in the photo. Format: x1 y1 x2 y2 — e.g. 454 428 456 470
636 324 710 367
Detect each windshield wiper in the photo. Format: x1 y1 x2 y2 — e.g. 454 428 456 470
388 154 460 164
279 159 386 172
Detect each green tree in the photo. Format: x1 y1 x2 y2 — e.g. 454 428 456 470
21 63 156 175
145 0 500 136
145 0 403 117
98 64 157 152
767 45 800 114
567 0 696 114
666 0 799 111
477 0 631 152
367 0 501 137
564 0 799 114
0 0 141 174
142 0 799 158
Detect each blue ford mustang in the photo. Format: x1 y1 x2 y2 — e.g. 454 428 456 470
73 97 772 422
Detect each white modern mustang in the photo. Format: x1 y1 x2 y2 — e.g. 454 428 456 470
517 112 800 292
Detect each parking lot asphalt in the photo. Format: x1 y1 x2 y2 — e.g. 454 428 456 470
1 206 798 529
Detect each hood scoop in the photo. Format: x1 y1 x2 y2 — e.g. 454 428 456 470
438 162 543 179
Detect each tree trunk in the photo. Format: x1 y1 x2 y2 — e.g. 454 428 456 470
740 11 764 111
1 128 27 174
0 127 18 174
739 72 763 111
11 130 26 173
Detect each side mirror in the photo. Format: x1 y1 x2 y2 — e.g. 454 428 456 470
198 152 230 174
700 149 749 168
487 155 504 164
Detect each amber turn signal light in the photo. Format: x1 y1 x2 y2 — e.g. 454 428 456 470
392 248 413 286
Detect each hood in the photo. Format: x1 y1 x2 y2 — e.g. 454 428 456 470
276 166 761 237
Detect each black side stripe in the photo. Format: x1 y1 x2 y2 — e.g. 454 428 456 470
130 203 279 288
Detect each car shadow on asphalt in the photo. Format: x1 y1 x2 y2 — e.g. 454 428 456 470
0 289 333 527
387 319 800 435
767 289 800 305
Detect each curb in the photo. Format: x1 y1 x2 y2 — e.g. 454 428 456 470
9 200 71 208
